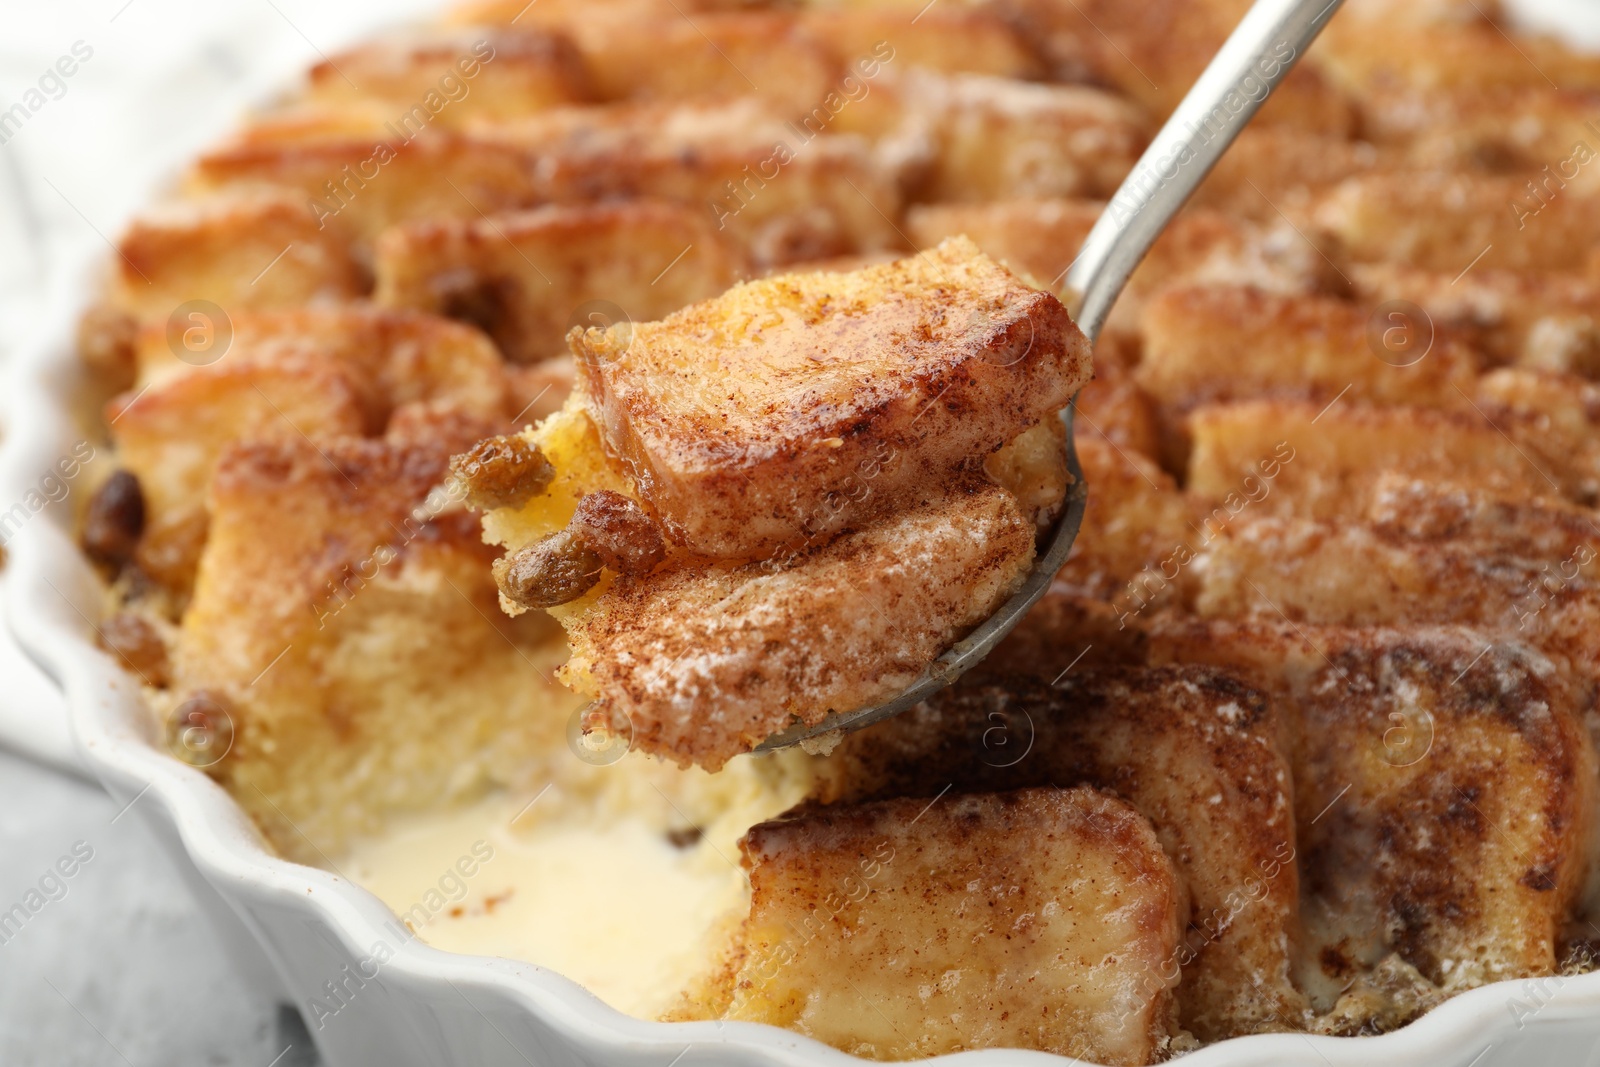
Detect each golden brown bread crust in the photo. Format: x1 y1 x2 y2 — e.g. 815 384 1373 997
571 237 1090 557
131 304 509 426
307 27 594 122
107 357 367 594
1185 400 1582 520
812 666 1306 1040
724 786 1185 1065
567 477 1036 770
111 190 362 318
1138 284 1484 421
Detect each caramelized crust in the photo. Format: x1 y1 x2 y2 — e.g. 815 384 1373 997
373 201 749 362
813 666 1306 1040
724 787 1184 1064
571 237 1090 557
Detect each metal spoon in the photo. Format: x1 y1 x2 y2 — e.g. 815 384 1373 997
757 0 1346 751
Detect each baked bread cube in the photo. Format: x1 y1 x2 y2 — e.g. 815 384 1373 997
557 12 839 116
1147 620 1596 1032
1185 400 1576 520
910 199 1327 339
1190 127 1382 220
485 99 905 266
106 358 366 593
305 28 592 123
1057 0 1355 134
171 431 570 860
373 201 749 363
110 190 362 320
897 72 1149 202
192 130 540 242
813 665 1306 1041
1316 13 1600 99
130 305 508 421
1350 263 1600 374
1313 172 1600 274
565 477 1037 770
570 237 1090 557
1054 435 1191 612
1192 474 1600 675
799 8 1042 79
1137 285 1482 421
722 787 1184 1064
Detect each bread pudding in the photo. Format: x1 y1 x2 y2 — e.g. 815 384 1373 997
70 0 1600 1061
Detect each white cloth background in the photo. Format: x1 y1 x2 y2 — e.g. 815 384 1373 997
0 0 1597 1063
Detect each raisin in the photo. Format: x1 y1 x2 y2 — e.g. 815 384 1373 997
83 470 145 566
571 490 665 577
98 612 169 687
499 530 604 608
450 435 555 512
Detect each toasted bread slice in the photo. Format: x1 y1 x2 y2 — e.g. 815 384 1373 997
305 28 592 122
895 72 1148 202
192 130 539 242
130 305 507 425
1137 285 1483 420
1313 172 1600 274
570 237 1089 557
721 787 1184 1064
111 190 362 319
1350 263 1600 375
1075 358 1163 461
813 666 1306 1041
908 200 1326 340
1185 401 1575 520
564 478 1036 770
1145 620 1597 1031
800 8 1042 79
482 98 905 265
373 201 749 363
1193 477 1600 676
1056 0 1355 133
107 359 367 594
1190 127 1383 220
171 432 570 860
557 12 839 115
1056 435 1191 611
1317 14 1600 98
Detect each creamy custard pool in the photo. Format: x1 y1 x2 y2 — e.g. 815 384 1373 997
339 751 819 1018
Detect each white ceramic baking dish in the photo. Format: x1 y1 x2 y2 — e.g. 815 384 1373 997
8 3 1600 1064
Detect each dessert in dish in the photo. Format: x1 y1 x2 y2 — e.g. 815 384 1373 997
69 0 1600 1061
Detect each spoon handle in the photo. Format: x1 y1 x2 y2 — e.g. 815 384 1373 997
1064 0 1345 341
